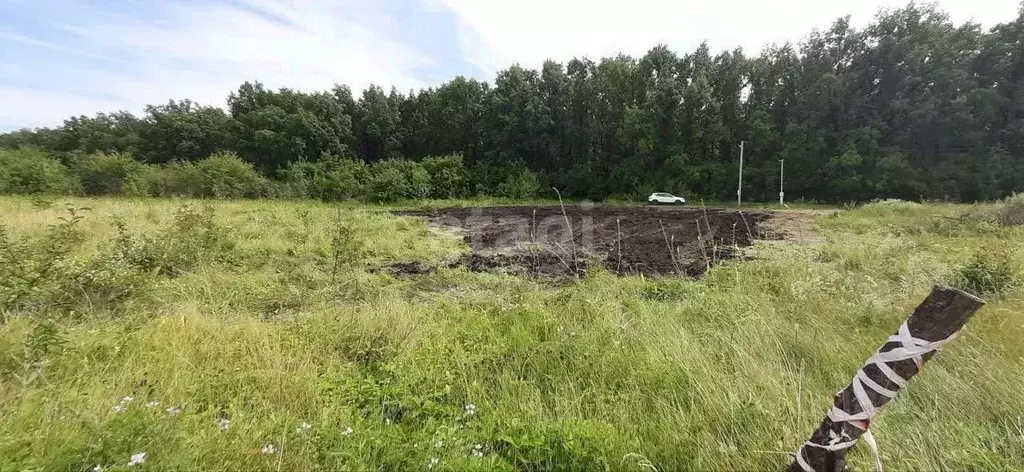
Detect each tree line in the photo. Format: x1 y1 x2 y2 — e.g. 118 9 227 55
2 3 1023 202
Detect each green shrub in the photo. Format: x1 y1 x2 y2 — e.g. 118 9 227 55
0 205 89 312
114 205 235 277
325 210 364 280
490 419 617 471
280 155 368 201
422 155 470 198
0 204 237 316
495 166 540 199
23 319 66 366
155 152 272 198
78 152 154 197
278 161 319 199
147 161 192 197
953 251 1018 298
861 199 923 214
367 159 432 202
0 148 77 195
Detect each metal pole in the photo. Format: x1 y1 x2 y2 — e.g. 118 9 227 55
737 141 744 206
779 158 785 205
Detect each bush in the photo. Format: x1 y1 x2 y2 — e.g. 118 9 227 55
861 199 923 212
964 193 1024 227
0 204 147 314
495 166 540 199
114 204 235 276
490 419 617 470
422 155 470 198
78 152 154 197
366 159 432 202
995 193 1024 226
280 155 368 201
858 199 928 220
155 152 272 198
953 251 1018 298
148 161 192 197
0 148 77 195
0 203 238 316
0 205 88 311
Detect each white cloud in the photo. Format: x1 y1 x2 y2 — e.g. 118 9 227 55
2 0 434 130
0 86 128 130
0 30 115 62
442 0 1021 76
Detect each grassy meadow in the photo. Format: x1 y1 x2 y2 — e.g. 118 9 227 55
0 196 1022 471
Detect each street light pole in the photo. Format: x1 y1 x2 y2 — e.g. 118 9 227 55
737 141 744 206
779 157 785 206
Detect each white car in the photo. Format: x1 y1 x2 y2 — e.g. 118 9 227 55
647 192 686 205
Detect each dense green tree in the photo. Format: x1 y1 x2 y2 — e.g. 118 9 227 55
421 77 489 160
227 82 352 172
538 60 571 172
593 55 641 197
483 65 547 169
4 4 1024 202
140 100 230 163
352 86 404 162
58 112 145 156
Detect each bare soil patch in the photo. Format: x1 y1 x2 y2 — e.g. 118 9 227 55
389 204 785 278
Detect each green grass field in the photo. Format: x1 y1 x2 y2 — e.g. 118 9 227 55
1 196 1022 471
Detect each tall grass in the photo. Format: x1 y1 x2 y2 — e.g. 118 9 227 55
0 197 1021 471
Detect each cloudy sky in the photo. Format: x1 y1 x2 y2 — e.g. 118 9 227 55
0 0 1019 130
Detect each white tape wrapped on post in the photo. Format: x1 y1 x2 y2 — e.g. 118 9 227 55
794 322 961 472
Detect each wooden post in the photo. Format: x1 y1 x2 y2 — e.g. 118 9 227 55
788 285 985 472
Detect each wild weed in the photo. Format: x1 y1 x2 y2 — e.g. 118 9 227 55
1 203 238 318
954 250 1018 298
328 208 364 281
0 205 89 314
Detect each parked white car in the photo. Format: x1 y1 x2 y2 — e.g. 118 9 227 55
647 192 686 205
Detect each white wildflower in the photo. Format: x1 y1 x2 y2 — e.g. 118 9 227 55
342 426 353 436
165 406 182 416
217 418 230 431
428 457 440 469
296 421 311 432
127 452 146 467
145 401 160 408
113 404 127 414
260 443 277 455
120 396 134 404
464 403 477 416
92 465 104 472
471 443 485 457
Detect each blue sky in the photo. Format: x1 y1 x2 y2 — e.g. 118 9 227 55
1 0 1019 130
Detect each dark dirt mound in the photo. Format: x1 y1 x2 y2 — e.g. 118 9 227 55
385 261 436 276
382 253 585 277
392 205 776 278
